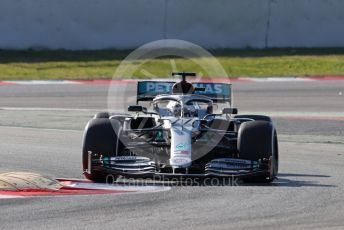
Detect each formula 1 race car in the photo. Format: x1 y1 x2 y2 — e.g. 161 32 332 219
82 73 278 183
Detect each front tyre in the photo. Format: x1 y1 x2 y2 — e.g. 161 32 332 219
82 118 122 182
238 120 278 183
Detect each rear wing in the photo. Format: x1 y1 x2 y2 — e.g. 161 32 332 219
137 81 232 104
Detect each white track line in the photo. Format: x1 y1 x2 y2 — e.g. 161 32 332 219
0 107 101 112
2 80 81 85
244 77 315 82
0 125 80 132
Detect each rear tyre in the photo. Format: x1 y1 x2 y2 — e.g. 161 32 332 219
237 120 278 183
82 118 123 182
94 112 111 119
235 114 272 122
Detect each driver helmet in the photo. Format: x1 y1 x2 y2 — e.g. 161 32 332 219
172 81 195 94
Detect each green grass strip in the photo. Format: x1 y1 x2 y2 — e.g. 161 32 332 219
1 48 344 80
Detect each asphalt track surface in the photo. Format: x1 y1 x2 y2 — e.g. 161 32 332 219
0 81 343 230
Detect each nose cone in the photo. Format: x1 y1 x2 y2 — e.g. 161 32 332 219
170 157 192 168
169 121 193 168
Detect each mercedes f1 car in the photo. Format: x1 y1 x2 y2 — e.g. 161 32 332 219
82 73 278 183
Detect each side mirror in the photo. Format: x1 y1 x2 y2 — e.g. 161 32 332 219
222 108 238 115
128 105 147 113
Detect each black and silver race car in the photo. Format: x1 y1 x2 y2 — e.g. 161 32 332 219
82 73 278 183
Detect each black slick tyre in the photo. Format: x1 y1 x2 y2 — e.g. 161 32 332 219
82 118 122 182
237 120 278 183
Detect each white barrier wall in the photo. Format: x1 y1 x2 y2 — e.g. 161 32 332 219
268 0 344 47
0 0 344 49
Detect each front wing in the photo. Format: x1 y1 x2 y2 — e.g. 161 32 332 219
86 154 272 179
